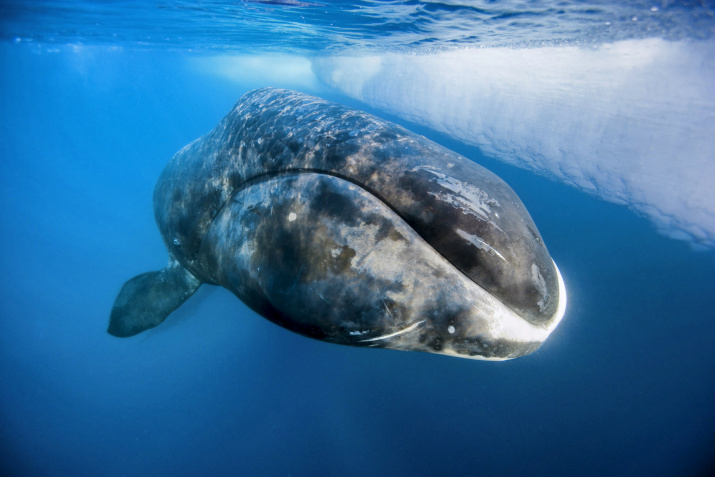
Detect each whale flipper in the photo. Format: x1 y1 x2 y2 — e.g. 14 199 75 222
108 261 201 337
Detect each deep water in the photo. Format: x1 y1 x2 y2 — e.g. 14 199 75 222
1 13 715 477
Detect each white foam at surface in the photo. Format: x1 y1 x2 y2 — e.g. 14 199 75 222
312 39 715 249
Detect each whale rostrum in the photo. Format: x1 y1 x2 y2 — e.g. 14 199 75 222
109 87 567 360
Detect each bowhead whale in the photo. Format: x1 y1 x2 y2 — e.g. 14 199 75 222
109 87 566 360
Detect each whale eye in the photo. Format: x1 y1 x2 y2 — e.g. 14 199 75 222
173 238 181 246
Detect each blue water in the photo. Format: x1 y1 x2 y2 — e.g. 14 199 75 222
1 2 714 476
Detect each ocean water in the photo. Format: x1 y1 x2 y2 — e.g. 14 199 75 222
1 1 714 476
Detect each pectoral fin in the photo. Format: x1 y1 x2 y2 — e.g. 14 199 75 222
108 260 201 337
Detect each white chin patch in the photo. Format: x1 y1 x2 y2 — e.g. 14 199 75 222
461 260 567 361
547 260 567 335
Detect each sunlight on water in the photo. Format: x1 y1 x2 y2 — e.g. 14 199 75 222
2 0 714 52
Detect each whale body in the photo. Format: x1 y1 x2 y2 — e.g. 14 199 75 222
109 87 566 360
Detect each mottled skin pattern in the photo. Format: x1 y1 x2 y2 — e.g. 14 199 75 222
110 88 566 360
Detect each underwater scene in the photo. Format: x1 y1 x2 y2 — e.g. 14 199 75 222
1 1 714 476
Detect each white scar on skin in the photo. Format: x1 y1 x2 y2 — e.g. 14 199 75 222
456 229 506 262
358 320 425 342
411 166 501 229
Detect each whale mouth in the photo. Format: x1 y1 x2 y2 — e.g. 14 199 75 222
197 170 566 360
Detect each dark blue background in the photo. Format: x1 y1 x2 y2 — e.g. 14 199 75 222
1 44 714 476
